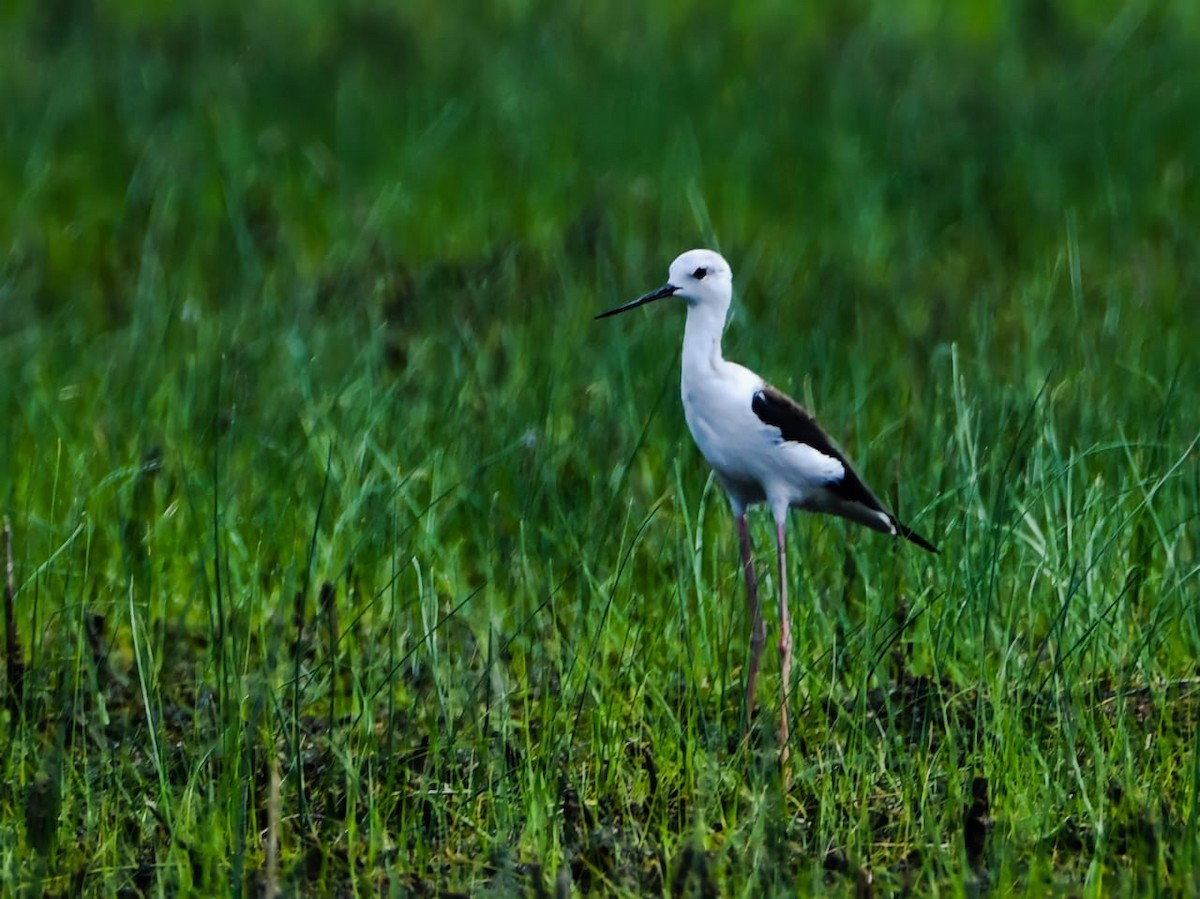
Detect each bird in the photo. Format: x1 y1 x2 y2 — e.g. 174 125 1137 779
596 248 938 766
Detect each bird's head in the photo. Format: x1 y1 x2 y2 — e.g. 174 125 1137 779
595 248 733 320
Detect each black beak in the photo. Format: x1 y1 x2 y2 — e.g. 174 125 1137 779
595 283 679 320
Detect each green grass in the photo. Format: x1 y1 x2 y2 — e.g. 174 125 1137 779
2 0 1199 895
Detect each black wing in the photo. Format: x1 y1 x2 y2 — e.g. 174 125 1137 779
751 385 939 553
751 385 884 509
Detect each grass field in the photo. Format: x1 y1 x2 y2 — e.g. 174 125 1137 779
2 1 1199 895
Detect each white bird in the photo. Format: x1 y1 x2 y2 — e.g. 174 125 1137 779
597 248 938 763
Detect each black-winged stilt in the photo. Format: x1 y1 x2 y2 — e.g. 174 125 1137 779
597 248 938 765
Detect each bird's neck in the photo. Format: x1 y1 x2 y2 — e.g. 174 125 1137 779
682 303 728 376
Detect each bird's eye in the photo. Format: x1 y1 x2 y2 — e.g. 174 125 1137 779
692 267 708 280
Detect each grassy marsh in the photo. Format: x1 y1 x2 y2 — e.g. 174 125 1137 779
1 1 1199 895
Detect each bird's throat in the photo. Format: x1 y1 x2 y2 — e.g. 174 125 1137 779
682 305 728 376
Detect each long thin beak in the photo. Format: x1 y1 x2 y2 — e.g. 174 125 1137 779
594 283 678 320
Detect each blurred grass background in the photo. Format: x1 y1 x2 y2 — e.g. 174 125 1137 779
1 0 1198 895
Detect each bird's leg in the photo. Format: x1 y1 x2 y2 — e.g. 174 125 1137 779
737 514 765 727
775 517 793 774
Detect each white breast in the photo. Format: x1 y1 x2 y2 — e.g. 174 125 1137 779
682 360 843 511
682 361 768 481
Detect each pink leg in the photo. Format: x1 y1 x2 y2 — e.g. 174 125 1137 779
775 517 793 772
737 514 766 726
